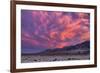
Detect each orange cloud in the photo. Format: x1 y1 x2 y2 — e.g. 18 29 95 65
56 42 69 48
77 13 89 18
81 18 89 25
50 31 57 39
57 15 72 26
81 32 90 41
60 31 75 41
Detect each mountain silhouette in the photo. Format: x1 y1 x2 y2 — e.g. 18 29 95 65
22 41 90 56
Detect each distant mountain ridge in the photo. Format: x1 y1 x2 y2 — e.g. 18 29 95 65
22 41 90 55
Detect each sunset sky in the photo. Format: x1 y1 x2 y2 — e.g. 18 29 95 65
21 10 90 54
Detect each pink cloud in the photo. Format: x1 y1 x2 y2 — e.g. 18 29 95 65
22 11 90 49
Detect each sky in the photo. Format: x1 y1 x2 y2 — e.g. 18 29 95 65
21 10 90 54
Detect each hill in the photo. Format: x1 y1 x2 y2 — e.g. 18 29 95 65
22 41 90 56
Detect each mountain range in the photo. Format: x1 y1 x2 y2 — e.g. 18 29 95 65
22 41 90 56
